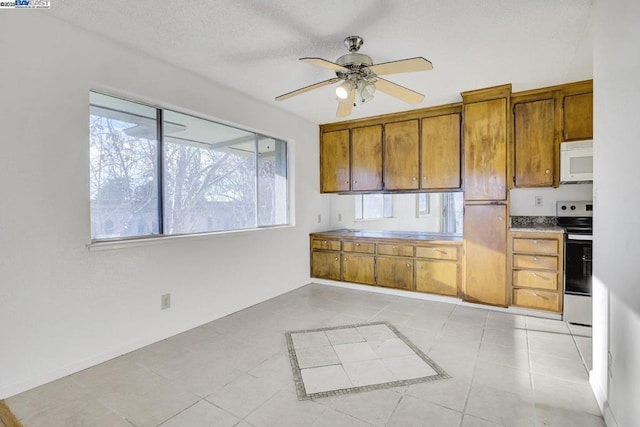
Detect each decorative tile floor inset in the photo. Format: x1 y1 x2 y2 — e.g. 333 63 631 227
286 321 449 400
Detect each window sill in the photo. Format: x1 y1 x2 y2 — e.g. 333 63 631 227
87 224 294 252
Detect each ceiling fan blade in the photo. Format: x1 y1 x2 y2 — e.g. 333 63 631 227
300 57 350 73
367 57 433 76
374 78 425 104
275 77 342 101
336 90 355 117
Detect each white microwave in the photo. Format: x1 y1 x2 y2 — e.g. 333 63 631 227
560 140 593 183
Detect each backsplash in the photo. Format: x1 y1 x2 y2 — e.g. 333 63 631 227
510 216 557 228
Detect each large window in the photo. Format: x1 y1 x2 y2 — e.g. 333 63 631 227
89 92 288 241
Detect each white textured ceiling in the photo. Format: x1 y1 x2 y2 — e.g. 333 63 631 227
49 0 593 125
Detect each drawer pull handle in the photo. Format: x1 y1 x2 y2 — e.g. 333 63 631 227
533 272 550 280
406 263 411 268
356 243 360 246
533 240 538 244
545 169 550 174
393 246 398 249
533 256 538 261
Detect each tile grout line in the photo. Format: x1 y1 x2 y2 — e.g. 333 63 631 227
525 316 539 427
457 311 489 427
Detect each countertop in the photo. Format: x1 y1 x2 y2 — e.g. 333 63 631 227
509 225 565 233
311 229 463 242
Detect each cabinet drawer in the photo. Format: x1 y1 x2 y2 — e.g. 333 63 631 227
343 240 376 254
513 238 558 255
513 254 557 270
512 270 558 291
512 288 560 312
415 245 458 261
377 243 414 257
311 238 341 251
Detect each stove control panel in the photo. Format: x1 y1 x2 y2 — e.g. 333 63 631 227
556 201 593 217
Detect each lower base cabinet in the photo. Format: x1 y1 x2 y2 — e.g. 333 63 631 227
311 251 341 281
415 260 458 296
376 256 414 290
342 254 375 285
310 233 461 297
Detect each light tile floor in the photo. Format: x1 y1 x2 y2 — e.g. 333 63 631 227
6 284 603 427
287 322 447 399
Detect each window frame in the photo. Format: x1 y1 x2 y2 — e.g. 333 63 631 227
88 91 291 244
354 193 394 221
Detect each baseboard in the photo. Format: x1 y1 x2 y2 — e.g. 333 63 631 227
312 280 562 320
589 370 618 427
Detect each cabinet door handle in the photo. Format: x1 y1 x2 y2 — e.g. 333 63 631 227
406 263 411 268
498 216 504 221
413 177 417 180
545 169 551 174
423 176 427 180
335 257 339 261
354 180 358 184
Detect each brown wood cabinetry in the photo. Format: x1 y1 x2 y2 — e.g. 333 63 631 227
320 130 350 193
310 233 461 295
384 120 420 190
421 113 461 189
509 231 563 312
513 98 555 187
463 204 508 306
511 80 592 188
311 251 341 281
319 104 462 193
463 93 509 201
342 254 375 285
563 91 593 141
351 125 383 191
415 244 460 297
376 256 414 290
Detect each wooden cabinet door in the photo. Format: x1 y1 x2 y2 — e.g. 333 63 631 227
384 120 420 190
320 130 350 193
514 99 555 187
421 114 461 189
311 251 341 280
342 254 375 285
563 92 593 141
464 99 508 201
463 204 507 306
351 125 383 191
376 256 414 290
415 259 458 296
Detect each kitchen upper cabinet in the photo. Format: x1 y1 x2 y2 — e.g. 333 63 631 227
513 98 555 187
351 125 383 191
463 204 507 306
384 119 420 190
463 97 508 201
320 129 350 193
421 113 461 189
563 91 593 141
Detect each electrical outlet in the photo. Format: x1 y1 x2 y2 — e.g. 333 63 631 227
535 196 543 207
338 213 342 222
161 293 171 310
317 214 322 223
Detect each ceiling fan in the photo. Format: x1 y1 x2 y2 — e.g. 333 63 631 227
275 35 433 117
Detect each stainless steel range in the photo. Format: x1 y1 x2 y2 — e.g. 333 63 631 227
556 201 593 326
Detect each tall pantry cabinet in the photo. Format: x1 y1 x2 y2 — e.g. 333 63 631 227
462 85 511 306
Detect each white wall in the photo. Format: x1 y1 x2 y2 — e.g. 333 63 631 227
509 184 593 216
592 1 640 426
0 13 328 398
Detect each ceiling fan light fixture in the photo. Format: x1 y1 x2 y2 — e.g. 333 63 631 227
358 80 376 103
335 80 354 100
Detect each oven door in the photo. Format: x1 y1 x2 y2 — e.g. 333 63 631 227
564 234 593 295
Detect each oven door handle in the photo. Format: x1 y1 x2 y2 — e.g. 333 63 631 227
568 234 593 241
